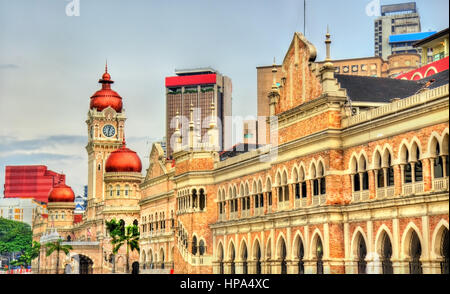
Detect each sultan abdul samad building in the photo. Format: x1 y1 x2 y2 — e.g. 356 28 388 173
32 32 449 274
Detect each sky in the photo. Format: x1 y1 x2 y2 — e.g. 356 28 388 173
0 0 448 196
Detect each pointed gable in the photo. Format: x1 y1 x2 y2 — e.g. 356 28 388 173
144 143 168 181
277 32 323 114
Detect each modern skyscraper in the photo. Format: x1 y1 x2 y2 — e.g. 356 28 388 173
374 2 421 59
165 68 232 157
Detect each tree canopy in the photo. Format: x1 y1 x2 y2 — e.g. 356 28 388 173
0 217 32 254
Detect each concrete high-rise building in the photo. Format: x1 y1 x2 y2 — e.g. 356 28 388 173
165 68 232 157
374 2 421 59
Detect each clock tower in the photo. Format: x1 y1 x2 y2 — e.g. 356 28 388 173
85 64 126 219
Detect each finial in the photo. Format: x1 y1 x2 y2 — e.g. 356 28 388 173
325 25 332 62
271 58 278 90
122 130 126 147
105 59 108 73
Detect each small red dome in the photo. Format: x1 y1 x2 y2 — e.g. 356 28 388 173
48 184 75 203
90 66 123 112
105 143 142 173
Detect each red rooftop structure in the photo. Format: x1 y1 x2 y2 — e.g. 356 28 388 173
3 165 66 203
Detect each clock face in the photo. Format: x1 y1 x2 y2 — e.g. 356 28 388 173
103 125 115 137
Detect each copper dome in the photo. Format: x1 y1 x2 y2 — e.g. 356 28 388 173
48 183 75 203
105 142 142 173
90 65 123 112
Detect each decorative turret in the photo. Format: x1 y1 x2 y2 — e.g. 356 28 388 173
90 62 123 112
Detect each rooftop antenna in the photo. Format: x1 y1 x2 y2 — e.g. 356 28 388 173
304 0 306 36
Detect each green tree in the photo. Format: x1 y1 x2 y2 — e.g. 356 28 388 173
105 219 140 273
105 218 123 273
0 217 32 255
45 239 72 274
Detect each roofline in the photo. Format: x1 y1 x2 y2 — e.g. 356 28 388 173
317 56 385 63
174 67 218 75
413 28 450 47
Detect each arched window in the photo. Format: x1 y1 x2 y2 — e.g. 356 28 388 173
381 233 393 274
386 153 394 187
124 185 130 197
255 242 262 274
266 178 273 208
409 231 422 274
192 189 198 209
199 189 206 211
230 244 236 274
375 152 384 188
298 239 304 274
108 185 113 197
352 158 361 192
199 240 205 256
280 239 287 274
192 236 198 255
441 228 449 274
413 145 423 182
357 234 367 274
434 143 444 178
403 148 412 184
318 162 326 195
241 243 248 274
218 244 224 274
294 169 300 199
116 185 121 196
299 167 307 198
316 237 324 274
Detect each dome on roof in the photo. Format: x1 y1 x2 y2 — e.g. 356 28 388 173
90 64 123 112
48 184 75 203
105 142 142 173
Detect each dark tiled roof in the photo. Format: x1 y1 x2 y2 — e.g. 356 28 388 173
335 69 449 103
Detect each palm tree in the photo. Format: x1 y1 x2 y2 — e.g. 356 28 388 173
105 218 123 273
45 239 72 274
122 224 140 273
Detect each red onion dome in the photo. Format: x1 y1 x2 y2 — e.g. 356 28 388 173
105 142 142 173
48 183 75 203
90 64 123 112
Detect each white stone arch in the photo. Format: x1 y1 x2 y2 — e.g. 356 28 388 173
239 237 249 262
275 169 282 186
232 184 238 198
148 248 154 265
159 246 166 264
257 178 263 193
349 154 359 173
441 129 449 155
398 140 410 164
350 227 369 259
374 224 395 257
358 149 370 169
400 222 424 260
265 237 273 261
316 157 327 176
409 137 423 161
308 159 317 180
252 179 258 195
381 144 394 167
251 236 263 261
298 163 307 181
291 230 307 260
292 164 299 183
424 66 438 77
140 248 147 264
309 228 326 260
244 181 250 196
427 131 442 157
228 186 233 199
239 182 245 197
265 175 273 192
216 240 225 261
281 169 289 185
371 146 384 169
430 219 449 259
275 232 288 260
227 239 237 262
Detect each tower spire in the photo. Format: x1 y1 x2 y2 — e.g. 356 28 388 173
325 25 332 62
